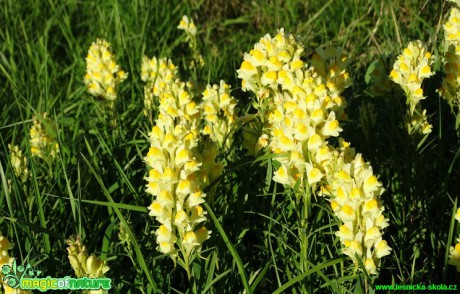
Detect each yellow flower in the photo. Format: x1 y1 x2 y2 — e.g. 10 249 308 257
29 113 59 160
390 40 434 135
178 15 196 36
449 238 460 271
84 39 127 102
8 144 29 183
200 80 238 148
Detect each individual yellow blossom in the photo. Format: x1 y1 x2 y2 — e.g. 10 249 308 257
200 80 238 148
390 40 434 135
84 39 128 104
8 144 29 183
29 113 59 159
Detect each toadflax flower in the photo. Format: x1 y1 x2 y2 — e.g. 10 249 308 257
144 69 211 262
439 2 460 130
178 15 196 37
29 112 59 160
322 143 392 275
239 30 350 190
201 80 238 148
239 29 391 274
390 40 434 135
8 144 29 183
84 39 128 106
141 56 178 116
237 28 305 102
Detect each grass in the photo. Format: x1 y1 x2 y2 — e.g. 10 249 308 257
1 0 459 293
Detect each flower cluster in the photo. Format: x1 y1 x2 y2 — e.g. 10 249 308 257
0 234 31 294
237 28 305 103
389 40 434 134
321 142 392 275
448 208 460 271
310 46 351 106
201 80 238 148
66 235 109 294
239 29 391 274
141 56 178 116
8 144 29 183
268 65 346 188
178 15 204 68
439 4 460 112
29 113 59 160
238 30 349 190
144 68 210 260
237 29 305 158
84 39 128 104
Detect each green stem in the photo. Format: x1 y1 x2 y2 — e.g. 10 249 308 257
299 187 311 291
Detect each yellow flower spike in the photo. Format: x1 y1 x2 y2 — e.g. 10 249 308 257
85 39 127 102
29 113 59 160
200 80 238 148
391 40 435 134
8 144 29 183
